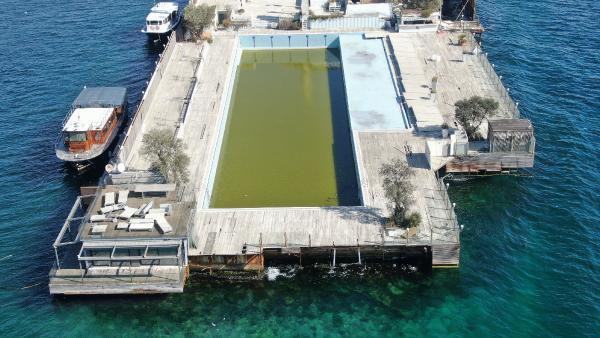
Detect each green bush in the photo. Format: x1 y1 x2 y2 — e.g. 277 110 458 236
141 128 190 185
405 212 422 228
455 96 499 139
380 158 416 227
183 4 216 39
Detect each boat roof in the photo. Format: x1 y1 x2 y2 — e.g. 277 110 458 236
72 87 127 108
63 108 113 132
151 2 178 13
146 11 170 21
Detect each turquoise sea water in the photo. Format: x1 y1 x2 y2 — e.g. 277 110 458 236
0 0 598 336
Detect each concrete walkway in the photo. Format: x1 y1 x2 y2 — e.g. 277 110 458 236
128 43 201 170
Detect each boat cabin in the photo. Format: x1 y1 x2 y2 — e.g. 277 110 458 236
144 2 179 34
62 107 120 153
56 87 128 163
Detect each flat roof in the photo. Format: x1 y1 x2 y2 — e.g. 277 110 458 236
147 12 170 20
339 34 409 131
151 2 178 13
63 107 113 132
345 3 393 18
72 87 127 108
489 118 534 132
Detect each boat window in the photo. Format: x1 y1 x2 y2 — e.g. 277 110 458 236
66 132 86 142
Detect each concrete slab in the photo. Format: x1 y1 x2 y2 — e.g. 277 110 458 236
339 34 410 131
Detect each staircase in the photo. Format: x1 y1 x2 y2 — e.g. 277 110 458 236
431 244 460 267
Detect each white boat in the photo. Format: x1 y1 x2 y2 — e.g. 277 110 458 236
141 2 181 38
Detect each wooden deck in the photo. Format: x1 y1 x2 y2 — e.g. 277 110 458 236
49 266 185 295
189 131 459 256
389 31 519 136
446 152 535 173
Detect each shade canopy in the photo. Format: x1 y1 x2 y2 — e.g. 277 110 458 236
72 87 127 108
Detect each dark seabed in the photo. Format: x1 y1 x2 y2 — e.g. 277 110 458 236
0 0 598 336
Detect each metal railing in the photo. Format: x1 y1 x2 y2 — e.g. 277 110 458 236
466 33 521 119
115 31 178 167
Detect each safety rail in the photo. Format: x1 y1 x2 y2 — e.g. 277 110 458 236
466 33 521 119
115 31 178 167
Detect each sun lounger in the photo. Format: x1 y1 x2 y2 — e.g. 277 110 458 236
147 208 166 215
118 206 137 220
129 218 155 224
90 215 110 222
91 224 107 234
100 204 124 214
128 222 154 231
155 217 173 234
117 190 129 204
116 222 129 230
104 192 115 207
136 199 154 216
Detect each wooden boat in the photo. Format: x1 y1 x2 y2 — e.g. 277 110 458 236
55 87 128 170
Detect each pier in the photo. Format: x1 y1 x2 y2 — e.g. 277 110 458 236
50 19 534 294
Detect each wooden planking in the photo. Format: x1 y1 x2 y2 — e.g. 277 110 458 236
357 132 459 244
446 152 534 172
189 131 459 256
432 243 460 267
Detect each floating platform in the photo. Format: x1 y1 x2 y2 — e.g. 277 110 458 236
50 27 534 294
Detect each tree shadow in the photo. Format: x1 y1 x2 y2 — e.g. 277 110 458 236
328 206 386 226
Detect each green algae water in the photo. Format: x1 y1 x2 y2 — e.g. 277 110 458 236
1 0 599 336
211 49 359 208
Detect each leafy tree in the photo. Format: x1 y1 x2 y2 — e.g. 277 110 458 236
454 96 499 139
379 158 416 227
183 4 216 39
141 128 190 185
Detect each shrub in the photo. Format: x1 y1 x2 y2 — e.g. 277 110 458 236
183 4 216 39
141 128 190 185
455 96 499 139
379 158 416 227
277 18 301 30
405 212 422 228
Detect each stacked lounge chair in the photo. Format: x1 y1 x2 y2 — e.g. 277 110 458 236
92 190 174 234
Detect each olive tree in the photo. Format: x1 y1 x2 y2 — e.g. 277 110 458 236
183 4 216 39
455 96 499 139
141 128 190 185
379 158 420 227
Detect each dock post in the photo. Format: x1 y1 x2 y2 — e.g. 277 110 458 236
332 248 336 267
357 239 361 265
